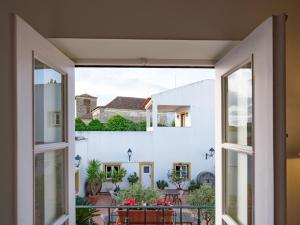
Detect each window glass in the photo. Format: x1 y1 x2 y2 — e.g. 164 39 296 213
144 166 150 173
105 165 120 179
174 164 189 178
224 149 253 225
34 59 64 144
225 62 252 146
35 149 66 225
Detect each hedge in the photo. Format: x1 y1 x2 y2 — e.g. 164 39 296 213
75 115 147 131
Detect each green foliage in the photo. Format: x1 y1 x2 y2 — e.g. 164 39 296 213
76 196 100 225
75 115 147 131
188 179 201 191
156 180 169 190
109 168 127 191
105 115 136 131
171 120 176 127
86 159 106 196
75 118 88 131
127 172 139 185
167 170 186 189
116 183 160 205
187 185 215 224
87 119 106 131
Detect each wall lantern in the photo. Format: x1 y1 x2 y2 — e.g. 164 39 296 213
75 154 82 168
127 148 133 162
185 112 189 117
205 148 215 160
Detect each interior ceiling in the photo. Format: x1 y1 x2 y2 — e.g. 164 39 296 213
48 38 239 65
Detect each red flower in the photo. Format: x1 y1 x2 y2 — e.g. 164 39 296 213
123 197 136 206
156 199 172 206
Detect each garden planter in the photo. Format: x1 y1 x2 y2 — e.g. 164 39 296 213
88 195 99 205
117 209 174 225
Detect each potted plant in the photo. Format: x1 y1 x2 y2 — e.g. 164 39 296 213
110 168 127 192
187 185 215 225
116 184 174 224
167 170 186 190
156 180 169 190
86 159 106 204
127 172 139 185
76 196 100 225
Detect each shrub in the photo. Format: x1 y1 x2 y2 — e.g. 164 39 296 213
75 118 88 131
87 119 105 131
187 185 215 224
156 180 169 190
127 172 139 185
116 183 160 205
188 179 201 191
76 196 100 225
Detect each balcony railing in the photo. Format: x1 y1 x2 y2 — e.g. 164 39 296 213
76 205 215 225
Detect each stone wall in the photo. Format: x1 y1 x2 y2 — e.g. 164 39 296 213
76 96 97 118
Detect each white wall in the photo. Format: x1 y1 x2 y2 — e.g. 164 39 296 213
75 80 215 196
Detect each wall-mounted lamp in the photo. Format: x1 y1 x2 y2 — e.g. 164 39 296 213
185 112 189 117
127 148 133 162
205 148 215 160
75 136 88 141
75 154 82 168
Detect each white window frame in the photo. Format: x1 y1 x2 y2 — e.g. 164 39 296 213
16 16 75 225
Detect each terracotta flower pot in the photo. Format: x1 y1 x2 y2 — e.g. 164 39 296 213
117 209 174 225
88 195 99 205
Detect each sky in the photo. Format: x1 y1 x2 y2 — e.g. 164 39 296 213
75 67 215 106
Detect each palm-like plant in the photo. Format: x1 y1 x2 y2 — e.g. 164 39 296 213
76 196 100 225
86 159 106 196
110 168 127 192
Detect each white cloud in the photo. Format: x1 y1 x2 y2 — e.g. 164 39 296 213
75 67 215 105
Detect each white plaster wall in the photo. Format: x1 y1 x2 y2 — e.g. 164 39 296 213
75 80 215 196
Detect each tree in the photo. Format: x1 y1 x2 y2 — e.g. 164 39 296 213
187 185 215 225
110 168 127 192
105 115 135 131
167 169 186 189
87 119 105 131
75 118 88 131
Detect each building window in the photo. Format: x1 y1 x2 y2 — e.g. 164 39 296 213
173 162 191 180
83 99 91 106
49 111 61 127
103 163 121 179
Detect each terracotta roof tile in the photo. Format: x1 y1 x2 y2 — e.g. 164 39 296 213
104 97 147 110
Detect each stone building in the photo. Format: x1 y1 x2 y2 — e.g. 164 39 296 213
75 94 97 122
92 96 168 124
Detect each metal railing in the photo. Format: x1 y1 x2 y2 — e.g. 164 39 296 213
76 205 215 225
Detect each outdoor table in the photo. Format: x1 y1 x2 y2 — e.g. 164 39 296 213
164 189 180 204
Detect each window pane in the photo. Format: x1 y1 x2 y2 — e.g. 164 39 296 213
225 62 252 146
35 149 66 225
224 149 253 225
34 59 64 144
